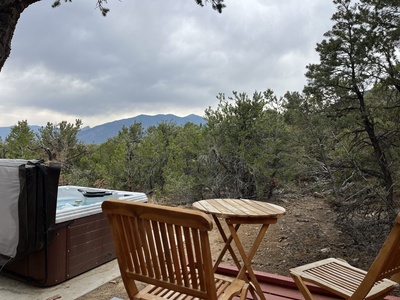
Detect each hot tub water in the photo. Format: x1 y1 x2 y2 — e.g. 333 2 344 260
55 186 147 224
56 186 142 210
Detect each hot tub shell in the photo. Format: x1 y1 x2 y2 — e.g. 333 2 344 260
4 186 147 286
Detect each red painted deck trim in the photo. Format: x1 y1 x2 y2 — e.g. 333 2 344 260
217 265 400 300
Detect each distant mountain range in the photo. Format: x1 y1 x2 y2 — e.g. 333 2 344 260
0 114 205 144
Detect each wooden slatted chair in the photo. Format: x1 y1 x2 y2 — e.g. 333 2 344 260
290 212 400 300
102 199 248 300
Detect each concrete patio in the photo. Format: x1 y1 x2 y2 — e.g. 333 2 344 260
0 259 120 300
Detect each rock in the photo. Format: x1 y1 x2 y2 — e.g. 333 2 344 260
313 192 325 198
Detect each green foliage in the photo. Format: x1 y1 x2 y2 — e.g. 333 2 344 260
204 90 293 199
36 120 87 184
77 122 145 190
297 0 400 243
163 123 208 203
0 138 5 158
53 0 224 17
77 121 183 196
195 0 226 13
52 0 109 16
5 120 39 159
303 0 400 210
138 121 180 195
282 92 332 186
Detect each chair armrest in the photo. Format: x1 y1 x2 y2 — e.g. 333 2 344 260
219 279 247 300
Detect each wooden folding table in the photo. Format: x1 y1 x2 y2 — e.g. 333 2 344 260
193 198 286 300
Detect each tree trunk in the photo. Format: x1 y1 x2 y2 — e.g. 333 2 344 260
0 0 39 72
356 89 394 209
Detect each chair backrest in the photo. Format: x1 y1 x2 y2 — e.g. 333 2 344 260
352 213 400 299
102 199 218 300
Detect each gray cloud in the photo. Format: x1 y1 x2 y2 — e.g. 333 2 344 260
0 0 336 127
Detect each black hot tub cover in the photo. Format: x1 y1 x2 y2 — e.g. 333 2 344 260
0 159 60 265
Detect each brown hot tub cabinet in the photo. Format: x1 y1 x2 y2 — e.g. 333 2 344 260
5 213 115 286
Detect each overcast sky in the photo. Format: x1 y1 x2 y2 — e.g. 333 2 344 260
0 0 336 128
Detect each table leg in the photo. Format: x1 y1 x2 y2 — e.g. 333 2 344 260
212 215 242 272
227 222 270 300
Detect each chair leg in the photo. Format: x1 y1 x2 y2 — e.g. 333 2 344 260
290 273 314 300
120 272 139 300
240 283 250 300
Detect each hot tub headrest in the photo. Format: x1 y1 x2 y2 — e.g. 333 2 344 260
78 188 113 197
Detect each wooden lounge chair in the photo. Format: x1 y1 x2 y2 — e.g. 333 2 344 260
102 199 248 300
290 212 400 300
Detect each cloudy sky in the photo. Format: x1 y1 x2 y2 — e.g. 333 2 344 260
0 0 336 128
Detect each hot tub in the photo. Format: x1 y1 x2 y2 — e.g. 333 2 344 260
55 186 147 223
4 186 147 286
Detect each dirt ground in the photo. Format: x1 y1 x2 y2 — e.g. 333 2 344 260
77 191 378 300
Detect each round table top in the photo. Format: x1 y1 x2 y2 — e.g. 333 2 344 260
193 198 286 219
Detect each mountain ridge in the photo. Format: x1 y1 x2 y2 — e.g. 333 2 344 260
0 114 205 144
